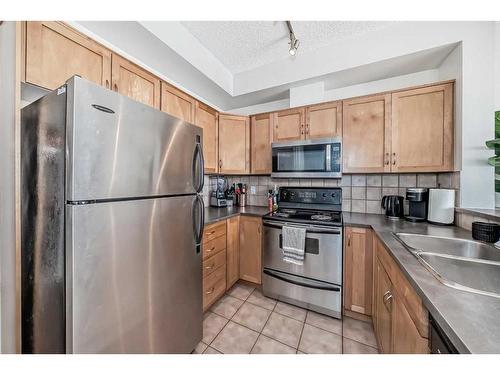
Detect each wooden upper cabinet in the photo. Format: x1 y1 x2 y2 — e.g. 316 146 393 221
306 101 342 139
160 82 196 123
218 114 250 174
25 21 112 90
391 83 454 172
195 102 219 174
251 113 273 174
273 108 305 142
344 227 373 317
239 216 262 284
111 54 160 109
342 94 391 173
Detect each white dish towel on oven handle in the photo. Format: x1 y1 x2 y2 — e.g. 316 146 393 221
282 225 306 265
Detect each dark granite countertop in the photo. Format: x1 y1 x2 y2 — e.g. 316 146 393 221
204 205 270 225
203 207 500 353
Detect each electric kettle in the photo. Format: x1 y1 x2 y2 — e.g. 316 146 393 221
381 195 404 219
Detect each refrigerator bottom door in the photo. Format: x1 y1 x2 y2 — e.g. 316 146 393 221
66 195 202 353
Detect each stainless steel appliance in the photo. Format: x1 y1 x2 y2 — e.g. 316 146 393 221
405 188 428 222
210 177 228 207
262 187 343 318
21 76 204 353
271 138 342 178
381 195 404 219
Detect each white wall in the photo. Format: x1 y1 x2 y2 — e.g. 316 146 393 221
0 21 19 353
495 22 500 110
231 69 440 115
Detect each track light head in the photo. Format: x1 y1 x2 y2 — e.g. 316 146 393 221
286 21 300 56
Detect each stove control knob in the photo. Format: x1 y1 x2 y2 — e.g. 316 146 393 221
322 193 327 198
331 193 336 198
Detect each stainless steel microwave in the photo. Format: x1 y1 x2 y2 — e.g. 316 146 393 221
271 138 342 178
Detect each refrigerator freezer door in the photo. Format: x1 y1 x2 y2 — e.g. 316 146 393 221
66 196 202 353
66 77 204 201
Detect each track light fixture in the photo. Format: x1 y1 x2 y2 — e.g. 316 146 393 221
286 21 300 56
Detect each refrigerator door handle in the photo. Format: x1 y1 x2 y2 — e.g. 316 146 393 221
192 143 205 193
193 194 205 249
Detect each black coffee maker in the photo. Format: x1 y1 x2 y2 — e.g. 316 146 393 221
405 188 428 222
381 195 404 219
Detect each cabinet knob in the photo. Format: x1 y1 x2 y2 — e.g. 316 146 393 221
392 153 396 166
113 83 118 92
385 153 390 165
105 79 110 89
205 287 215 295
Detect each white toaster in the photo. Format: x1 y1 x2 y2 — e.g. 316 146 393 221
427 189 455 225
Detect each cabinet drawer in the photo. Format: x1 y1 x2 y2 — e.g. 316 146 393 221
203 249 226 278
203 265 226 311
203 235 226 260
203 221 227 244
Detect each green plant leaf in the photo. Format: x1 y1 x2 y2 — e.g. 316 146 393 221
485 139 500 149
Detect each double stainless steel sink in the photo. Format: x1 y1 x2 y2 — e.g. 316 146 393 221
394 233 500 298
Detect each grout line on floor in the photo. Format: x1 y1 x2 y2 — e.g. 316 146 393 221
247 296 277 354
296 311 307 353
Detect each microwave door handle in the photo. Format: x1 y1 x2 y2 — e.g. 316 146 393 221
325 144 331 171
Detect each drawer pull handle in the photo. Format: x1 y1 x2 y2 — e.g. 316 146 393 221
206 246 216 253
205 264 214 270
205 287 215 295
209 230 216 235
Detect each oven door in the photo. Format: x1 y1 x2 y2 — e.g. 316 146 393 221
262 220 342 285
271 138 341 178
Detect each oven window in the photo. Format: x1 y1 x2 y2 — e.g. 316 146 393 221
273 145 326 172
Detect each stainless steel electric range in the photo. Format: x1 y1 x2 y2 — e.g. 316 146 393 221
262 186 343 319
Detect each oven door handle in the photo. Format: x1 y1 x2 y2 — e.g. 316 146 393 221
262 220 341 235
263 269 341 292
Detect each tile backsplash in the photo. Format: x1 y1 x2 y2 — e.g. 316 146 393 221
208 172 460 215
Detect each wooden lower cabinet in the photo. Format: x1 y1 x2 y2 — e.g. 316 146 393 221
344 226 373 316
226 216 240 290
202 221 227 311
239 216 262 284
372 235 429 353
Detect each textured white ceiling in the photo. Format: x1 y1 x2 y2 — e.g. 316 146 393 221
180 21 395 73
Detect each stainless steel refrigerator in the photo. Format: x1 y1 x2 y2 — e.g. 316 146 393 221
21 76 205 353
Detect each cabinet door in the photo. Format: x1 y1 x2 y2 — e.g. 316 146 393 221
160 82 196 123
218 114 250 174
195 102 218 174
25 21 112 90
273 108 305 142
344 227 373 316
392 293 429 354
375 258 393 353
239 216 262 284
343 94 391 173
111 54 160 109
306 101 342 139
226 216 240 290
251 113 273 174
391 83 454 172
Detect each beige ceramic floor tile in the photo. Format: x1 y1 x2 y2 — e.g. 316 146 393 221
298 324 342 354
227 282 255 301
343 338 379 354
246 289 277 310
251 335 296 354
231 301 271 332
274 301 307 322
210 294 244 319
305 310 342 335
193 341 207 354
342 317 378 348
203 346 222 354
211 321 259 354
202 312 228 344
262 312 303 348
